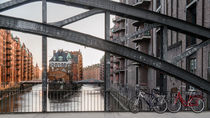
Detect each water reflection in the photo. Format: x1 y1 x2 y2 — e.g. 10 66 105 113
0 84 104 112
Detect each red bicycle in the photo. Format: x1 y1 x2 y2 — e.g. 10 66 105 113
167 86 204 113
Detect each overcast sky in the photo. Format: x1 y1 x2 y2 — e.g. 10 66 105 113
0 0 119 68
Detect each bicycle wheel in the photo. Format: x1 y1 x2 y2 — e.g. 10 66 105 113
129 96 141 113
152 97 167 113
167 97 181 113
190 98 204 113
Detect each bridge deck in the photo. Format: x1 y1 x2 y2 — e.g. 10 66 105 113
0 112 209 118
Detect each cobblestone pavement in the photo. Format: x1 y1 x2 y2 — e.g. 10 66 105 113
0 112 209 118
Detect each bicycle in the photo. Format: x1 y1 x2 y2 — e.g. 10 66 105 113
128 89 167 113
167 86 204 113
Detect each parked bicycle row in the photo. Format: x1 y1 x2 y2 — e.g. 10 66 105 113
128 86 205 113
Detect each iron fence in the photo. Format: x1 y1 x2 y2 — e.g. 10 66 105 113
0 87 208 113
0 89 106 113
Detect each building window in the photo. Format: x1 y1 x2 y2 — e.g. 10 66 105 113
189 58 197 73
136 66 139 84
156 0 161 9
186 2 196 47
156 29 163 58
187 57 197 90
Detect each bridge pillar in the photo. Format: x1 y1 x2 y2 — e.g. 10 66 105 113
104 11 110 111
42 0 47 112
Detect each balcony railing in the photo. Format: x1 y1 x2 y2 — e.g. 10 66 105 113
112 17 125 23
114 67 125 73
16 49 21 52
116 56 124 60
133 0 151 8
6 40 12 44
112 25 125 33
6 46 12 50
132 62 141 65
132 30 151 43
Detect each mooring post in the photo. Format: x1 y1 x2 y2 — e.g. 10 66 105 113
104 11 110 111
42 0 47 112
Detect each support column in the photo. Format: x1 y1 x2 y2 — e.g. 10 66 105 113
104 11 110 111
162 26 168 93
42 0 47 112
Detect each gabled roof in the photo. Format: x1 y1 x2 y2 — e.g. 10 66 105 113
49 50 79 63
50 50 69 62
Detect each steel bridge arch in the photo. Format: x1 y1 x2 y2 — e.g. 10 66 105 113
1 0 210 40
0 0 210 93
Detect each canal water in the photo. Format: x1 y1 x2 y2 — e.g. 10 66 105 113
0 84 104 113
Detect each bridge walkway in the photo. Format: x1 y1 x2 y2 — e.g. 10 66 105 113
0 112 209 118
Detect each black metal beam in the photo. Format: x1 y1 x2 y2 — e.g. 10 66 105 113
0 0 34 12
49 8 103 27
42 0 47 112
54 0 210 41
172 40 210 64
1 0 210 41
0 0 90 12
0 15 210 93
104 11 110 111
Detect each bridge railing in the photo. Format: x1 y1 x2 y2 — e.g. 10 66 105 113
0 89 106 113
109 88 207 112
0 88 207 113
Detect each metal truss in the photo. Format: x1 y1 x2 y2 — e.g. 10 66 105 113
0 0 210 40
49 8 103 27
172 40 210 64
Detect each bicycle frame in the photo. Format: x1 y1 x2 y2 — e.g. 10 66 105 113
135 90 158 108
174 91 203 107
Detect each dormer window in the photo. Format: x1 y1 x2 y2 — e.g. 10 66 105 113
58 56 63 61
66 53 72 61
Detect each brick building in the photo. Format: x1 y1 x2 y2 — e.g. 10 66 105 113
99 56 104 81
109 0 210 109
48 49 83 82
110 13 126 89
0 29 35 89
83 64 100 80
0 29 7 87
33 63 41 79
71 51 83 81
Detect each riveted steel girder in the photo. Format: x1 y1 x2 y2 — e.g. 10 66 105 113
50 8 103 27
0 15 210 93
55 0 210 41
172 40 210 64
0 0 34 12
1 0 210 41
